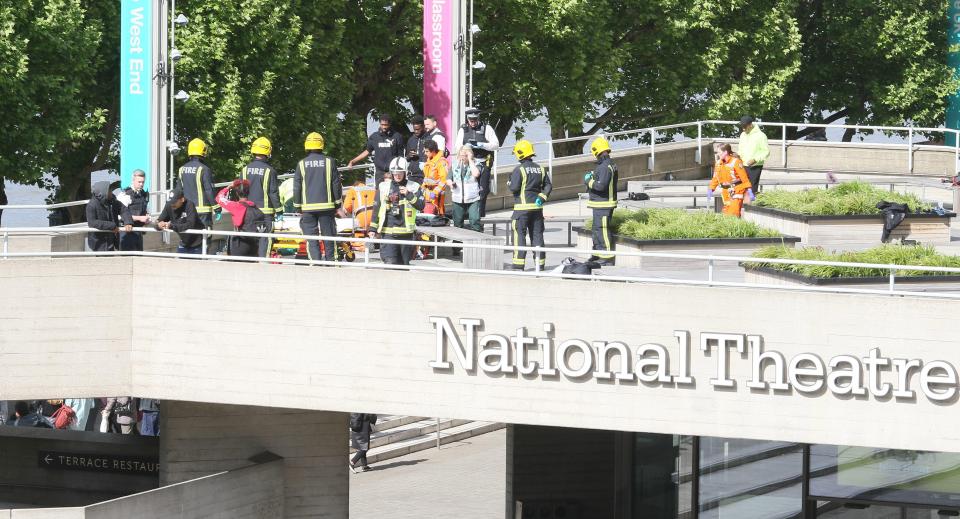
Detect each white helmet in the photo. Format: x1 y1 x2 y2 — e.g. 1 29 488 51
389 157 409 173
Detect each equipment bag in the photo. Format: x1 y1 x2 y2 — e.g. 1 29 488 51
50 404 76 429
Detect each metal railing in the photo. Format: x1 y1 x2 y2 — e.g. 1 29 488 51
490 119 960 178
3 226 960 300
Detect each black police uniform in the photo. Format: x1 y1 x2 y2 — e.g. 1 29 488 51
405 131 428 184
120 187 149 251
460 123 494 216
293 152 343 261
508 159 552 270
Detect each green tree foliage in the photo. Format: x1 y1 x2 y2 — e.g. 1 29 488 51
0 0 117 206
175 0 423 179
772 0 957 140
473 0 803 152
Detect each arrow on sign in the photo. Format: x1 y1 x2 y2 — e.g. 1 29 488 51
43 455 52 465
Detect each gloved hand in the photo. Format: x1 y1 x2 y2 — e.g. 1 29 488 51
584 172 593 183
214 207 222 222
535 197 544 208
707 190 714 203
274 212 283 222
469 140 478 147
747 188 756 201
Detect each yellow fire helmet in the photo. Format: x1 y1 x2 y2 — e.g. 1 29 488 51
590 136 611 158
187 138 207 157
251 136 272 157
305 132 325 151
513 140 535 161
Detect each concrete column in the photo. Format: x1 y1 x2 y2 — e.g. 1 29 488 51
160 401 348 519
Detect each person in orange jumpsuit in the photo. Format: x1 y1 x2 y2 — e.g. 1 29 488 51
340 180 376 234
420 140 448 215
709 144 752 217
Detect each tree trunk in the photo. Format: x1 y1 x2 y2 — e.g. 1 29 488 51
550 124 587 158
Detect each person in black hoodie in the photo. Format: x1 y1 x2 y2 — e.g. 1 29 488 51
157 187 205 254
85 181 130 252
0 175 7 227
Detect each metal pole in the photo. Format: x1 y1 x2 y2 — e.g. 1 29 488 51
954 130 959 177
696 121 702 164
907 127 913 173
889 269 896 292
168 0 176 193
547 141 554 181
781 124 787 168
201 230 207 256
2 231 8 259
707 259 714 282
649 129 656 171
534 247 541 273
468 0 474 107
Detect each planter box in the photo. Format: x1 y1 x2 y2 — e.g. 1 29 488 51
574 227 799 270
742 205 954 252
743 265 960 293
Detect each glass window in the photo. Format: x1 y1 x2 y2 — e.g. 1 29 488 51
630 434 693 519
810 445 960 509
698 437 802 518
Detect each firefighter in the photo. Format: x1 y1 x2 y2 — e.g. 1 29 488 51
708 143 752 217
583 136 619 266
294 132 342 262
508 140 552 271
368 158 424 265
241 136 281 257
455 108 500 217
176 138 219 250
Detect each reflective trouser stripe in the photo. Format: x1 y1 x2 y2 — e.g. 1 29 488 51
511 219 524 264
592 208 615 259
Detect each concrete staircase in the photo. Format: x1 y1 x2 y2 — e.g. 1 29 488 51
350 416 504 465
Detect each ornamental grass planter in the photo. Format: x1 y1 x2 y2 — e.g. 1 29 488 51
742 205 954 252
742 264 960 293
573 226 799 270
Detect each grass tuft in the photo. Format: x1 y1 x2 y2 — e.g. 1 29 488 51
754 181 930 215
746 244 960 278
586 208 781 240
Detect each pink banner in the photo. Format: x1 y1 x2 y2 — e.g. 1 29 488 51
423 0 454 140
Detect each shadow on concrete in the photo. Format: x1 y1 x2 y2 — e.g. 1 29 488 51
369 458 428 471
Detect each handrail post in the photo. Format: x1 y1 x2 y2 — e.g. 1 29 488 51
649 129 656 171
534 247 541 273
907 127 914 174
708 259 714 282
201 230 207 257
547 141 554 182
696 121 702 164
2 231 7 259
954 130 959 177
781 124 787 168
363 240 370 264
889 268 896 292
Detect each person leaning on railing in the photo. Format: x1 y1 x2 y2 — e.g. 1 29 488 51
156 186 205 254
85 181 131 252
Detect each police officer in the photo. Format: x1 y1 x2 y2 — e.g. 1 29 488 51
348 114 405 182
241 136 281 258
508 140 552 271
455 108 500 217
176 138 219 250
368 158 424 265
583 137 619 266
119 169 150 251
294 132 342 262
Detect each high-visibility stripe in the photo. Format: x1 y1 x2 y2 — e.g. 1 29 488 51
300 202 337 211
513 203 542 211
300 161 308 208
587 200 617 208
519 170 528 206
597 215 614 259
381 227 414 234
511 219 522 264
325 158 332 203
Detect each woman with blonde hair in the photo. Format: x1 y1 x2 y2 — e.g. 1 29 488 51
446 145 483 231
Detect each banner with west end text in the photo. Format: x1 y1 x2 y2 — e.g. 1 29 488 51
120 0 154 188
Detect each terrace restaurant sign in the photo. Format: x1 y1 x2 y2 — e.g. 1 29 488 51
428 317 958 404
